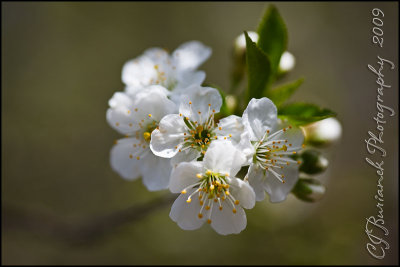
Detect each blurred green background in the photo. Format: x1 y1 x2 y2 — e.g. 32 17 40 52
2 2 398 265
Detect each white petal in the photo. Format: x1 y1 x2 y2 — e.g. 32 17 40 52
247 164 267 201
227 177 256 209
131 86 177 122
169 161 204 193
242 98 278 141
179 85 222 123
143 47 170 62
170 148 201 167
175 70 206 90
264 164 299 203
110 138 147 181
210 201 247 235
216 115 244 143
203 141 246 177
169 188 205 230
107 92 140 135
150 114 187 158
172 41 211 71
121 55 157 87
139 154 172 191
236 130 256 164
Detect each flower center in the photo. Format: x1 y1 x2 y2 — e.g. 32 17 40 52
252 126 303 183
180 170 240 224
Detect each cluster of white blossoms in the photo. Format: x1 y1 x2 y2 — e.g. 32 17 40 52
107 41 304 235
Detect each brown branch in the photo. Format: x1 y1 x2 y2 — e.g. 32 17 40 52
2 194 176 245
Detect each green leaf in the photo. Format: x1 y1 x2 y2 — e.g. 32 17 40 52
278 102 336 126
257 5 288 75
245 31 272 101
266 78 304 107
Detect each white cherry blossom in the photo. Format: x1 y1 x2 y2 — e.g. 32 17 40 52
106 86 177 191
150 85 246 166
169 141 255 235
242 98 304 202
121 41 211 102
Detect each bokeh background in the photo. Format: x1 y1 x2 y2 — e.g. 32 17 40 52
2 2 398 265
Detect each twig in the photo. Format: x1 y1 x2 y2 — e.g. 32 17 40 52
2 194 176 245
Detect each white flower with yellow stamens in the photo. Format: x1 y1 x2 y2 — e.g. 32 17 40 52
242 98 304 202
122 41 211 102
150 85 245 166
106 86 177 191
169 141 255 235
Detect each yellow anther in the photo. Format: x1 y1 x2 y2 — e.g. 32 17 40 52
234 200 239 205
186 198 192 203
212 109 215 113
205 206 210 210
219 127 222 130
281 175 285 178
114 140 118 145
178 149 182 152
289 144 292 147
185 117 189 120
232 208 237 214
297 161 302 164
210 184 215 190
136 156 140 160
225 173 229 177
229 134 232 137
214 136 218 139
267 130 270 133
200 200 204 205
288 125 292 129
201 144 205 148
134 108 138 112
224 137 227 140
115 122 120 126
198 213 203 219
127 110 131 114
225 190 230 195
224 184 230 189
129 154 133 159
286 162 290 165
148 114 152 118
207 219 212 224
181 190 187 194
302 144 306 148
219 206 223 211
154 64 159 70
282 145 288 151
198 111 201 114
292 151 296 154
189 101 192 105
196 173 202 179
214 198 218 202
179 113 182 116
206 170 212 175
143 132 151 142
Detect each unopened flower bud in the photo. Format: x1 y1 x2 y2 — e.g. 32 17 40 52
292 177 326 202
279 51 295 73
299 149 329 175
301 118 342 147
225 95 238 113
